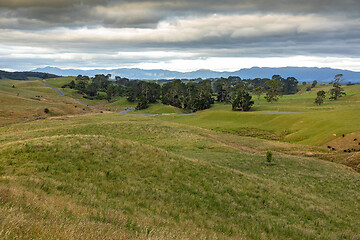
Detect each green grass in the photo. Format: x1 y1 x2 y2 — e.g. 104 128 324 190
45 77 136 108
0 113 360 239
135 103 184 114
159 84 360 146
1 79 359 239
0 79 93 127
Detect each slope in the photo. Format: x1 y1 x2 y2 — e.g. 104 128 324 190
1 113 359 239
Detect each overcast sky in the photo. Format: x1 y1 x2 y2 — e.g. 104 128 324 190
1 0 360 72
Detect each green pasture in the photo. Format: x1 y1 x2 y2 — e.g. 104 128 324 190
0 79 91 127
1 113 359 239
153 84 360 146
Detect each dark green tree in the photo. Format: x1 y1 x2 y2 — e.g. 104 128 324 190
161 79 186 109
135 95 149 110
75 81 86 94
311 80 318 88
85 82 98 97
215 78 231 103
315 90 326 105
329 74 346 100
281 77 298 94
231 84 254 111
106 84 118 102
68 80 76 89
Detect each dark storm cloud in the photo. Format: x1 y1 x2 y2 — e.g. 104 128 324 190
1 0 360 28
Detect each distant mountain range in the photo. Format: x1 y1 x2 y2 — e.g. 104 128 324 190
31 66 360 82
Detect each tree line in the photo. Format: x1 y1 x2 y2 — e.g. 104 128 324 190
62 74 303 112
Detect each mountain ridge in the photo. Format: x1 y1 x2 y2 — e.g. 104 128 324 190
31 66 360 82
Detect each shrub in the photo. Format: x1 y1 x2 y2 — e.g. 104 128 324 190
44 108 50 114
266 150 273 162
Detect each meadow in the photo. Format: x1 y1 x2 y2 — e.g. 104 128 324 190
0 78 359 239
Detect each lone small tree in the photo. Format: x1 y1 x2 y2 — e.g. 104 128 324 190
314 90 326 105
311 80 318 88
266 150 273 163
253 86 265 102
329 74 346 100
265 80 282 103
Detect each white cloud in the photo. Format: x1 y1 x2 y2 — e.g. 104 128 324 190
136 56 360 72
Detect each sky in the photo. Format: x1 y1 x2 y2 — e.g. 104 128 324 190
1 0 360 72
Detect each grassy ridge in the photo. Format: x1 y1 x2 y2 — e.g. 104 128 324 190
0 79 94 127
1 113 360 239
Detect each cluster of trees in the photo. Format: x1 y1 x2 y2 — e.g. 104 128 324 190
62 74 125 101
314 74 346 105
61 74 306 112
214 75 299 104
161 80 214 112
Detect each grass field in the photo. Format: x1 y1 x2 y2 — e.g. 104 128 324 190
154 84 360 146
0 79 96 127
1 78 359 239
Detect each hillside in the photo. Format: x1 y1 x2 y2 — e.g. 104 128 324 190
0 78 359 239
0 70 59 81
33 66 360 82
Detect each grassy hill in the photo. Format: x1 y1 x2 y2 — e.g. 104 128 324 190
0 70 59 80
0 78 359 239
0 79 98 127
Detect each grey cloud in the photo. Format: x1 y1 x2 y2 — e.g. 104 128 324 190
1 0 359 70
1 0 360 29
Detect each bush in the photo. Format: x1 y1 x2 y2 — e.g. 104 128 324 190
266 150 273 162
135 96 149 110
44 108 50 114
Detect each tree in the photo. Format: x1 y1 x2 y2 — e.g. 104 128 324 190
161 79 186 109
184 80 213 112
68 80 76 89
231 84 254 111
278 76 298 95
253 86 265 101
265 80 282 103
314 90 326 105
215 78 231 103
266 150 273 163
85 82 98 97
42 73 48 80
135 95 149 110
311 80 318 88
75 81 86 93
106 84 117 102
329 74 346 100
76 75 83 81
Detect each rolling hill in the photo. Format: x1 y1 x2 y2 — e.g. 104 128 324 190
0 77 359 239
